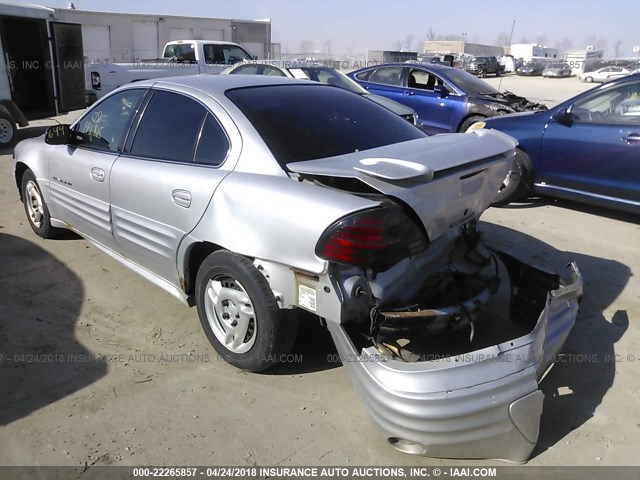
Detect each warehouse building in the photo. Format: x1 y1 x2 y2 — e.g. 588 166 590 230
54 6 272 62
422 40 504 57
367 50 418 63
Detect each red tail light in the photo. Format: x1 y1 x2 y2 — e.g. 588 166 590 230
315 206 428 271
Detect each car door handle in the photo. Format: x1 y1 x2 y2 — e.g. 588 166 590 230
90 167 105 182
625 134 640 144
171 189 191 208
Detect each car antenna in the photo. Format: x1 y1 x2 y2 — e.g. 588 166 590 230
497 19 516 94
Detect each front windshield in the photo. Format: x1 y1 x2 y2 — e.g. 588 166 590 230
441 68 497 95
298 67 365 94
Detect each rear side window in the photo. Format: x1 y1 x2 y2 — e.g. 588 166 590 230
368 67 404 86
131 91 206 163
194 114 230 165
226 84 424 166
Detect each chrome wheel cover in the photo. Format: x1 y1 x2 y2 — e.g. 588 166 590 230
204 275 257 354
25 180 44 228
500 170 513 190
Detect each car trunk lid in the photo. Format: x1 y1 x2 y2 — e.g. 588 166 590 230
287 129 517 242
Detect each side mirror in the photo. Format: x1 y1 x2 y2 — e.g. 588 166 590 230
44 124 73 145
433 85 449 97
554 107 574 127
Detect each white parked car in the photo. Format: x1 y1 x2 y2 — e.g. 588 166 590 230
580 66 631 83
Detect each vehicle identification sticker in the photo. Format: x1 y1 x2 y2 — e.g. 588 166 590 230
298 284 317 312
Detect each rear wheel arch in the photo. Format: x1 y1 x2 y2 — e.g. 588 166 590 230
183 241 226 297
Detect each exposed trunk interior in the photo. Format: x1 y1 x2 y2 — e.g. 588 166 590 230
342 243 560 363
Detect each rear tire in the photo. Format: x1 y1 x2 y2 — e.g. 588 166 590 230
21 170 63 238
0 115 17 148
492 149 532 206
195 250 298 372
585 76 593 83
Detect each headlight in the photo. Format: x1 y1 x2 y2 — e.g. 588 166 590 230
465 121 486 133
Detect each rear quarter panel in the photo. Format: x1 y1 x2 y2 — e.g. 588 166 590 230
185 172 380 275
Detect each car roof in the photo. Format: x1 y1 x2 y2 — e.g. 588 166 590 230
165 40 241 47
126 74 311 95
231 59 336 69
356 62 458 73
600 72 640 84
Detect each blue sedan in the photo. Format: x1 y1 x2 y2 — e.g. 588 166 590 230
348 63 545 134
469 73 640 214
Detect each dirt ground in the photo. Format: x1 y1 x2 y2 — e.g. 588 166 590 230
0 76 638 467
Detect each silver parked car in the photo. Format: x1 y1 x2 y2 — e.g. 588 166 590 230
542 62 573 78
13 75 581 462
223 60 419 126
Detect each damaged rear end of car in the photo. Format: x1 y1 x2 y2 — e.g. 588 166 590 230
221 82 581 462
287 129 582 463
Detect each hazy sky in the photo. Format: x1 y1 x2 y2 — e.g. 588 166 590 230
10 0 639 56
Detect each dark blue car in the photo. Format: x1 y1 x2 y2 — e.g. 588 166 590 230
469 73 640 214
348 63 545 135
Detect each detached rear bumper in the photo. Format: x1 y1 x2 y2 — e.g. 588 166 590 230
328 259 582 463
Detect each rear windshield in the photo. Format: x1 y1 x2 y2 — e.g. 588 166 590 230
226 84 425 166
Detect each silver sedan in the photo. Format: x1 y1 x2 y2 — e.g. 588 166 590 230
13 75 581 462
542 62 573 78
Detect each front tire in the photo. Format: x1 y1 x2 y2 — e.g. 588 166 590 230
21 170 62 238
584 76 593 83
492 149 532 206
459 115 485 133
195 250 298 372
